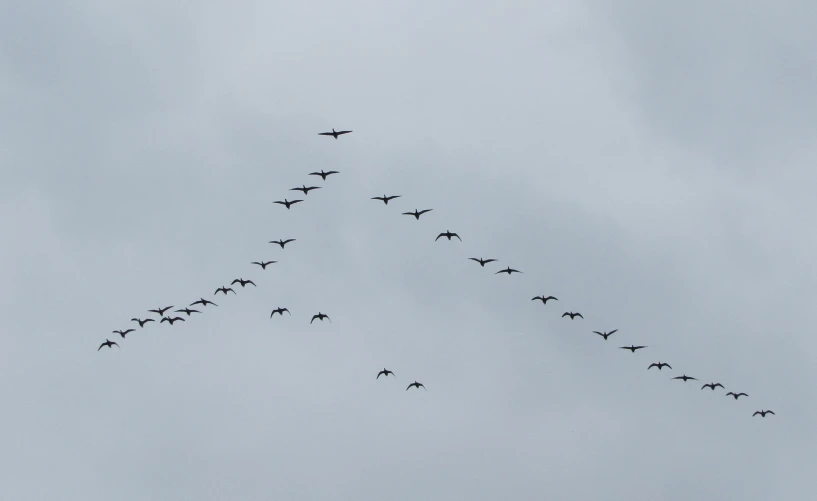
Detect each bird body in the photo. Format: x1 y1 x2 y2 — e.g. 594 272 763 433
318 128 352 139
435 230 461 241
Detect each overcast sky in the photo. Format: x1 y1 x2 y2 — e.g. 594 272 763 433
2 1 815 500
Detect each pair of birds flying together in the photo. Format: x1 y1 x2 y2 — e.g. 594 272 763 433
375 368 425 392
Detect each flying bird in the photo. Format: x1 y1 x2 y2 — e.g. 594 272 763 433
290 185 321 195
594 329 618 340
191 298 217 307
406 381 426 391
402 209 433 220
372 194 401 205
270 307 291 317
215 286 236 296
251 260 277 269
311 312 331 324
672 374 697 382
269 238 296 249
562 312 583 320
231 278 256 288
701 383 725 391
533 295 558 304
469 257 497 267
436 230 461 241
495 267 522 275
647 361 671 370
160 316 185 325
376 368 395 379
273 199 303 209
620 345 647 353
174 308 201 316
98 339 119 351
148 306 174 317
113 329 134 338
309 170 339 180
752 410 774 417
318 128 352 139
726 392 749 400
131 318 154 328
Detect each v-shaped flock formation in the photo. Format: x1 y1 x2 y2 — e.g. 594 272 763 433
98 128 776 416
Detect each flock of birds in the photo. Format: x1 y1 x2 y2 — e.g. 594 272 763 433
97 128 776 416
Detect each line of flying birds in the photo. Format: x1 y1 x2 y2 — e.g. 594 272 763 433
96 128 776 413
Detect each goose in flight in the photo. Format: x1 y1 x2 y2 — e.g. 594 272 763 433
98 339 119 351
372 194 401 205
436 230 461 241
469 257 497 267
594 329 618 340
160 316 185 325
191 298 218 307
269 238 295 249
562 312 583 320
113 329 135 339
318 128 352 139
701 382 725 391
620 345 647 353
402 209 433 220
311 312 331 324
290 185 321 195
148 306 174 317
376 368 395 379
726 392 748 400
648 361 671 370
174 308 201 316
533 295 558 304
273 199 303 209
672 374 697 382
231 278 256 288
215 286 236 296
251 260 277 269
496 267 522 275
309 170 339 180
270 307 291 317
406 381 426 391
131 318 155 328
752 410 774 417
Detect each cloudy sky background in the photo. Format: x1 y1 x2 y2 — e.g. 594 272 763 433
2 1 815 499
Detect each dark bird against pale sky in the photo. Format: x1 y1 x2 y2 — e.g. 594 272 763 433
318 128 352 139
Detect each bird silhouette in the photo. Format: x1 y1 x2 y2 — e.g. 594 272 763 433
402 209 433 220
533 295 558 304
562 312 583 320
309 170 339 180
270 307 291 317
311 312 331 324
269 239 296 249
752 410 774 417
594 329 618 340
701 383 725 391
376 368 395 379
290 185 321 196
160 316 185 325
318 128 352 139
672 374 697 382
215 286 236 296
726 392 749 400
647 361 671 370
148 306 174 317
131 318 154 328
191 298 217 307
98 339 119 351
372 194 401 205
231 278 256 288
620 345 647 352
174 308 201 316
113 329 134 339
251 260 277 269
469 257 497 267
436 230 461 241
273 199 303 209
495 267 522 275
406 381 426 391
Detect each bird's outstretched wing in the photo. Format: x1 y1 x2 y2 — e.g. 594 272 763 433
435 233 444 241
766 410 775 415
752 411 761 416
454 234 462 241
576 313 584 318
607 329 618 336
337 130 352 135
